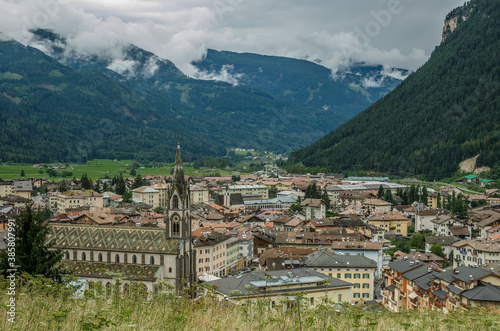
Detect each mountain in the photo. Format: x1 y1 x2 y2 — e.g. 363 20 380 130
290 0 500 180
0 37 348 163
193 49 407 118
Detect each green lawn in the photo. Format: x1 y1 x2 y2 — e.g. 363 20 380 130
0 159 235 182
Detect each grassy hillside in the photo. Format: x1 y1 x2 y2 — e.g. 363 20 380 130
290 0 500 180
0 274 498 330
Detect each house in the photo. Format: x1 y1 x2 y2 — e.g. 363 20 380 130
452 238 500 268
244 196 296 210
449 226 471 240
472 206 500 238
339 191 376 207
362 199 392 213
462 175 480 185
190 185 209 205
275 230 364 250
251 228 277 255
205 268 352 307
383 258 500 312
415 208 450 233
0 180 33 200
431 215 460 236
425 236 459 259
305 249 377 303
49 190 103 214
228 184 269 200
300 198 326 219
131 186 160 208
193 232 231 278
366 212 409 236
258 247 315 271
331 241 384 279
394 251 445 269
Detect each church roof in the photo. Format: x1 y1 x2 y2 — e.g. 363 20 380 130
48 224 181 254
59 261 162 282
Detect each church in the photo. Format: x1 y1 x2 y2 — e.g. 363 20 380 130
49 141 197 296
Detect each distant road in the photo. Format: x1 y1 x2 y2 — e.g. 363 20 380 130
400 180 482 195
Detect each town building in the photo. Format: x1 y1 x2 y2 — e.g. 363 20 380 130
366 213 409 236
190 185 210 205
194 232 231 278
228 184 269 200
131 186 160 208
305 249 376 303
301 198 326 219
331 241 384 279
205 268 352 307
49 190 103 214
452 238 500 268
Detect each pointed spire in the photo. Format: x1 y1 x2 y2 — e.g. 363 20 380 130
173 136 186 188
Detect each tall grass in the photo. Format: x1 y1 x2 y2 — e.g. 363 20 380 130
0 274 498 330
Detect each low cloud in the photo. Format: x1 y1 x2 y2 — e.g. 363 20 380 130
0 0 465 80
195 64 244 86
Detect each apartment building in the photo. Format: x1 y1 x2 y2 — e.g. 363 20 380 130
194 232 231 277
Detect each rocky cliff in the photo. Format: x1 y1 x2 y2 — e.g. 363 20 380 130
442 1 475 43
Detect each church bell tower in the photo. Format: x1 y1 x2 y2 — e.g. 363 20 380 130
165 138 196 295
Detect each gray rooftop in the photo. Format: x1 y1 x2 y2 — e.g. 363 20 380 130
402 264 434 281
305 249 377 269
206 268 352 297
388 258 422 274
461 282 500 302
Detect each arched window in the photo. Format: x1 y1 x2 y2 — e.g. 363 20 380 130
173 195 179 209
115 254 120 263
65 251 70 260
150 256 155 265
98 253 103 262
172 215 180 236
132 255 137 264
105 282 112 296
169 267 172 273
82 252 86 261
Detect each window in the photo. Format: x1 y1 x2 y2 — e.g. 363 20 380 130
354 273 360 278
172 195 179 209
132 255 137 264
81 252 86 261
363 273 370 279
65 251 70 259
169 267 172 273
337 273 341 278
338 294 342 302
199 259 203 263
199 268 203 272
205 249 209 254
362 293 369 298
206 258 210 262
363 283 370 289
172 215 180 236
115 254 120 263
354 283 360 288
150 256 155 265
345 273 351 279
98 253 103 262
199 250 203 255
353 293 360 298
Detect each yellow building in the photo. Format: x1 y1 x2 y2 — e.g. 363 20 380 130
151 183 169 207
132 186 160 208
49 190 103 214
205 268 352 307
305 249 376 303
190 185 210 205
0 180 32 199
366 212 409 236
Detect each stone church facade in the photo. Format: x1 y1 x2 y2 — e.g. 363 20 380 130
49 141 197 295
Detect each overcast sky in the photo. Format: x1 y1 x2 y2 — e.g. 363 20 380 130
0 0 466 76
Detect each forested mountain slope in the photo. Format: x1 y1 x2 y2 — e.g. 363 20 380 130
290 0 500 180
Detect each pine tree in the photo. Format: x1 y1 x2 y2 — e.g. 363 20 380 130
131 173 144 189
20 169 25 177
115 173 126 195
437 192 442 208
422 186 428 206
0 203 64 279
377 185 385 199
384 189 395 205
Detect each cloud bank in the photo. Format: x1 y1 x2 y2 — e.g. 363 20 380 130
0 0 466 79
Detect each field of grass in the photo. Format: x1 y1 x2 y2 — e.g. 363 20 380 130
0 275 499 331
0 159 235 182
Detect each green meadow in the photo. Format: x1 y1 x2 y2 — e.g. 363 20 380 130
0 159 233 182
